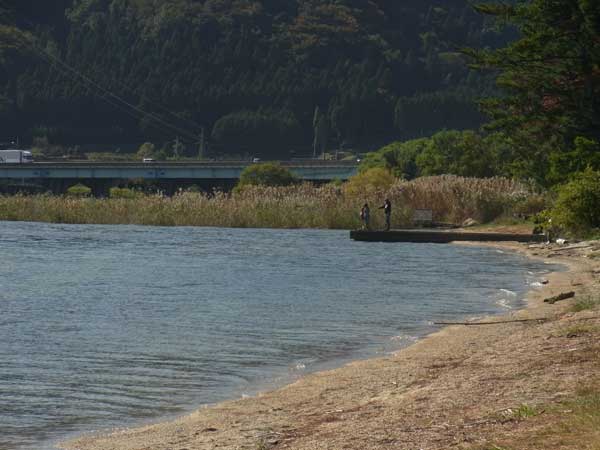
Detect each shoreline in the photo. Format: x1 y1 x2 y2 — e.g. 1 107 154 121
60 240 600 450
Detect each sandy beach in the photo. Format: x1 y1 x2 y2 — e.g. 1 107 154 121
61 240 600 450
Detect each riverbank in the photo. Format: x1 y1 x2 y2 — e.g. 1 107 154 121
59 240 600 450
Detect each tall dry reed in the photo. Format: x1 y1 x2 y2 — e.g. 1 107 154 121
0 176 540 229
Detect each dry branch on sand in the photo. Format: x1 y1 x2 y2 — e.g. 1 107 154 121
544 292 576 304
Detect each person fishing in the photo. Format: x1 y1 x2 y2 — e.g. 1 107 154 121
379 199 392 231
360 203 370 230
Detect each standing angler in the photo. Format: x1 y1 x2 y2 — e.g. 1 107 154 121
379 199 391 231
360 203 371 230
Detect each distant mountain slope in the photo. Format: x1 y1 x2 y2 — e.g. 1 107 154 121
0 0 510 157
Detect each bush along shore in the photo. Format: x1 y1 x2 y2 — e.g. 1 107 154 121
0 175 544 230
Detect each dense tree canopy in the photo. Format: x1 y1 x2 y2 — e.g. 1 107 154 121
0 0 507 157
362 0 600 188
359 129 503 180
466 0 600 184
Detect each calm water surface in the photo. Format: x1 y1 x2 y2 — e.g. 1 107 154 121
0 222 557 449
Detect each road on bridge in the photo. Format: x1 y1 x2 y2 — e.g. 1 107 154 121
0 160 358 181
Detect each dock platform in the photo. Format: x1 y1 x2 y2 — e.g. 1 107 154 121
350 229 546 244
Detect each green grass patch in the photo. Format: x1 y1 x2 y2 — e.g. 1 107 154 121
557 324 600 338
500 404 540 421
571 295 600 313
482 387 600 449
552 387 600 448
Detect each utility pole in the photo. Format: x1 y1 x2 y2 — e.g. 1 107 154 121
173 136 182 159
198 127 205 160
312 106 320 159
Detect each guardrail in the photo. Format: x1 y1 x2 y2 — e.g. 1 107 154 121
13 160 359 167
0 161 359 181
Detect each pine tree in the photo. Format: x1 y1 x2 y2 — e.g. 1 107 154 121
468 1 600 153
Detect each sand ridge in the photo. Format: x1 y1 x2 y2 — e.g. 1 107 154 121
61 241 600 450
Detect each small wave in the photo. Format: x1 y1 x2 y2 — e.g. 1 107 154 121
389 334 418 345
465 315 486 323
496 298 512 309
499 289 517 296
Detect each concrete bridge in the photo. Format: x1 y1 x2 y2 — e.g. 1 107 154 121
0 161 358 194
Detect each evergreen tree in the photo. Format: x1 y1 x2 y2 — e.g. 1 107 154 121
467 0 600 184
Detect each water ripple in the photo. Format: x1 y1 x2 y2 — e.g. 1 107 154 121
0 222 559 450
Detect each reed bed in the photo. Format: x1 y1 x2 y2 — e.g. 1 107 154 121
0 176 541 229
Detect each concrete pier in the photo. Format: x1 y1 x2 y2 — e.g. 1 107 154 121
350 229 546 244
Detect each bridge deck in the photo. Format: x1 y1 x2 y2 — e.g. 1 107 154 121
0 161 358 181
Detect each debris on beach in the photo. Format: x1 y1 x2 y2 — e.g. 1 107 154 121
544 291 576 304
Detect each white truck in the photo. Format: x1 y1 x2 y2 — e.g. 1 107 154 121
0 149 33 163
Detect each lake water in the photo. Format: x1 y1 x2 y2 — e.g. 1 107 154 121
0 222 556 450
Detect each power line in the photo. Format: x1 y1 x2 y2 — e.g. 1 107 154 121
38 50 197 141
35 44 201 142
34 49 189 141
109 71 206 133
1 0 202 142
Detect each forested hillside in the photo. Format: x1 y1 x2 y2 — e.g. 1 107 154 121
0 0 508 157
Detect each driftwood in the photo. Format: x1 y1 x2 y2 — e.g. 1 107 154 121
434 314 600 327
434 318 548 326
543 291 576 304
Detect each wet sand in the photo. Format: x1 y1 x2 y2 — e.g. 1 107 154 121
61 241 600 450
